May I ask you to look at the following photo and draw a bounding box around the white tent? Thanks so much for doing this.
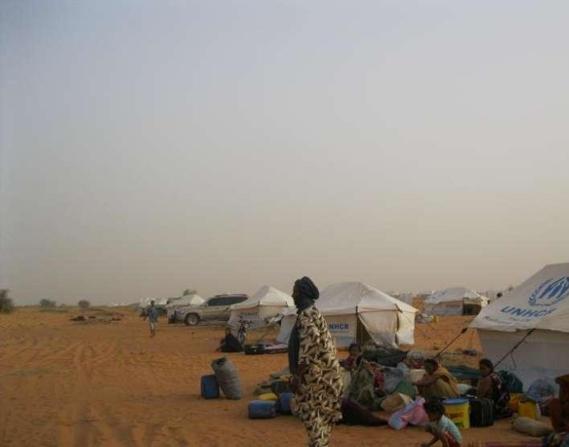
[165,294,205,309]
[276,282,418,348]
[471,263,569,387]
[228,286,295,330]
[139,296,169,308]
[425,287,489,316]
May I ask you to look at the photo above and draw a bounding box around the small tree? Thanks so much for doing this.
[40,299,56,308]
[78,300,91,309]
[183,289,197,296]
[0,289,14,314]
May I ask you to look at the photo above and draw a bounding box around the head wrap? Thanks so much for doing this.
[293,276,319,312]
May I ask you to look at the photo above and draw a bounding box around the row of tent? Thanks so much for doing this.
[228,283,491,346]
[229,282,418,348]
[230,263,569,388]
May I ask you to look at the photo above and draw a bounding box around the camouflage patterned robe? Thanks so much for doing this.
[293,306,343,447]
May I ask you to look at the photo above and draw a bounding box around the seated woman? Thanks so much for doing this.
[477,358,511,418]
[550,374,569,433]
[340,343,362,372]
[415,359,460,400]
[217,327,243,353]
[348,359,385,410]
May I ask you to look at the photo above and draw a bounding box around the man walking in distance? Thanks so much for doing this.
[144,300,159,337]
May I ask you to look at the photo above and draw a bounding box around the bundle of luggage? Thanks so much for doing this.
[200,357,242,400]
[248,370,295,419]
[361,347,408,367]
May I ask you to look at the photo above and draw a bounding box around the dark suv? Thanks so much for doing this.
[175,294,248,326]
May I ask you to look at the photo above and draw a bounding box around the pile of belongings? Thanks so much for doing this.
[254,367,292,397]
[361,346,408,367]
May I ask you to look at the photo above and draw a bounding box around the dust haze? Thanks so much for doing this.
[1,1,568,304]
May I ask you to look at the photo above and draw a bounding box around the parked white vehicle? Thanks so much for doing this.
[166,294,205,323]
[174,294,248,326]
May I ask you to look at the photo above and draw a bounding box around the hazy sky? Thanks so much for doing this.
[1,0,568,305]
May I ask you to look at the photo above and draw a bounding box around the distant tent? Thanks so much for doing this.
[425,287,489,316]
[396,293,415,305]
[471,263,569,387]
[139,297,169,308]
[165,294,205,309]
[228,286,294,330]
[276,282,418,348]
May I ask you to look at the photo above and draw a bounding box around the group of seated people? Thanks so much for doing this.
[340,343,569,446]
[340,344,511,418]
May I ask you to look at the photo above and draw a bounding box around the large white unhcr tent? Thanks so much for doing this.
[277,282,418,348]
[471,263,569,387]
[425,287,489,316]
[228,285,295,330]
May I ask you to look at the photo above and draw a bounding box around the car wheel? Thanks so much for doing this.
[185,313,199,326]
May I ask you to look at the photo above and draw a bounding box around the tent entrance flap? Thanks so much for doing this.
[358,310,399,348]
[356,312,372,347]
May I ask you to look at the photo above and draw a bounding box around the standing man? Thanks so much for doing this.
[144,300,159,337]
[288,276,343,447]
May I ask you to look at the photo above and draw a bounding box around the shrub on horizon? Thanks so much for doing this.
[0,289,14,314]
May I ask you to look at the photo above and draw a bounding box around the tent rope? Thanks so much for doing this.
[494,328,535,369]
[434,327,469,359]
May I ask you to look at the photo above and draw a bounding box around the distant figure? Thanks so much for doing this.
[217,327,243,353]
[550,374,569,433]
[288,276,343,447]
[144,300,159,337]
[476,358,511,418]
[415,359,459,400]
[422,399,462,447]
[340,343,362,372]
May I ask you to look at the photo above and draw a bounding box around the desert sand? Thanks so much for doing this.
[0,307,540,446]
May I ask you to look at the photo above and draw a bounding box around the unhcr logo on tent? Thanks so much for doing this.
[328,323,350,332]
[528,277,569,307]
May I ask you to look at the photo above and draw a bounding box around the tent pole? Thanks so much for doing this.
[355,305,360,345]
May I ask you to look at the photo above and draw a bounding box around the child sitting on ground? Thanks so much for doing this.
[422,400,462,447]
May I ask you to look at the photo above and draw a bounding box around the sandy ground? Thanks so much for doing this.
[0,307,543,447]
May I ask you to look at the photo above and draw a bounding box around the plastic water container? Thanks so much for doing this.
[518,400,540,420]
[201,374,220,399]
[443,398,470,429]
[278,392,294,414]
[248,400,277,419]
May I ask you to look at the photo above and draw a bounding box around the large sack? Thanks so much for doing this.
[211,357,242,400]
[388,397,428,430]
[381,393,412,414]
[512,416,552,437]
